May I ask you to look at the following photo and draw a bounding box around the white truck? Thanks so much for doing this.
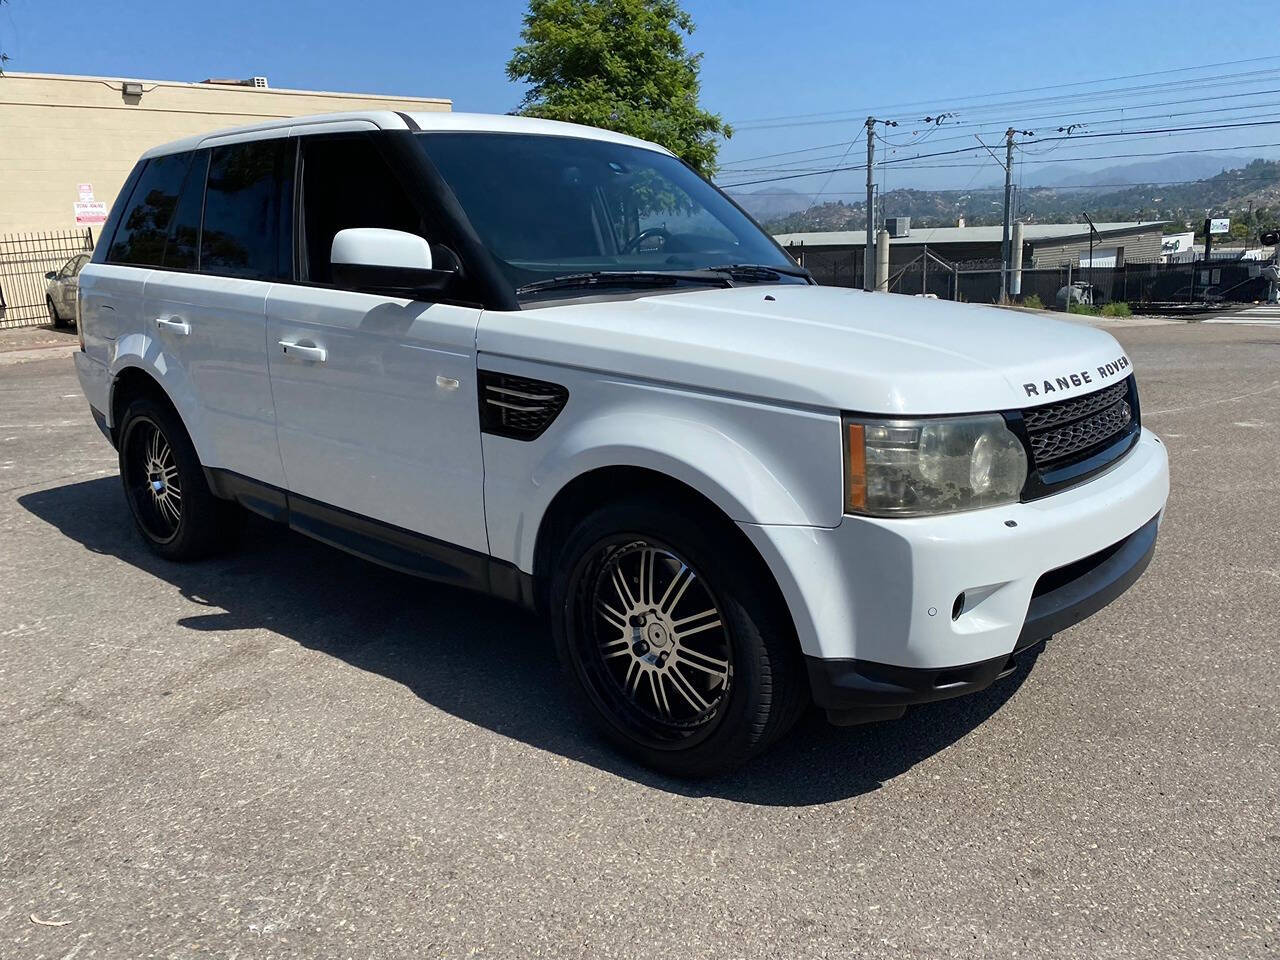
[73,111,1169,776]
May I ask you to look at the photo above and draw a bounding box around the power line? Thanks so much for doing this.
[737,66,1280,135]
[871,88,1280,142]
[721,87,1280,168]
[867,141,1280,172]
[718,143,993,187]
[718,139,859,167]
[798,130,864,223]
[1028,116,1280,145]
[726,54,1280,125]
[733,66,1280,131]
[731,108,1280,172]
[728,173,1280,198]
[717,120,1280,188]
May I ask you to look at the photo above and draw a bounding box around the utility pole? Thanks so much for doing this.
[865,116,876,292]
[1000,127,1014,302]
[1082,211,1100,300]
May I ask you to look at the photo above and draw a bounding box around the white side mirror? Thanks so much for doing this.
[329,228,456,296]
[331,227,433,271]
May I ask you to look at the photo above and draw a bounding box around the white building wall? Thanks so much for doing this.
[0,72,451,236]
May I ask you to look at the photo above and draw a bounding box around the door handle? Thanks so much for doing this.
[154,316,190,335]
[278,340,327,362]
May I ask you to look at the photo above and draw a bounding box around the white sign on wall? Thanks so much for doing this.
[74,201,107,225]
[1209,218,1231,235]
[77,183,95,201]
[1161,232,1195,254]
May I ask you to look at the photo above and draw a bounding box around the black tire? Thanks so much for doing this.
[117,394,238,561]
[549,497,808,777]
[47,297,66,328]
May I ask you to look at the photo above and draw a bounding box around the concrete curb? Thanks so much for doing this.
[0,344,78,365]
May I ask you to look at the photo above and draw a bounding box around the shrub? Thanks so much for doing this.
[1067,302,1100,315]
[1022,293,1045,309]
[1101,301,1132,317]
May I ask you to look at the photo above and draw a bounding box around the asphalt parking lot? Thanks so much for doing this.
[2,321,1277,959]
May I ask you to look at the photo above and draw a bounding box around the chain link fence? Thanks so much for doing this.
[789,244,1272,309]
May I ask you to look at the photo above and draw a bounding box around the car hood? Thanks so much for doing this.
[478,284,1133,414]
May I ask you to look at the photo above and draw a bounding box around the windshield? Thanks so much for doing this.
[416,132,801,297]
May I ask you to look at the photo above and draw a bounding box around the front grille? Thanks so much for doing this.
[1020,375,1138,473]
[477,371,569,441]
[1029,398,1132,464]
[1023,380,1128,432]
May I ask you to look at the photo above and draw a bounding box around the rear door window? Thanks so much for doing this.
[107,152,192,266]
[162,150,210,271]
[199,139,293,280]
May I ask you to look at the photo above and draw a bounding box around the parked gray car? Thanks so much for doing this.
[45,253,90,327]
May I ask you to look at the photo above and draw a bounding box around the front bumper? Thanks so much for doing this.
[739,427,1169,672]
[805,512,1159,722]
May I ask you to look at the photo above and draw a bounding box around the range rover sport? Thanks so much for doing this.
[73,111,1170,776]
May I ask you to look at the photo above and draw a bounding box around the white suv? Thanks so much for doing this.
[73,111,1169,776]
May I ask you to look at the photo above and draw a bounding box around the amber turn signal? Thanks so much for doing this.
[844,421,867,512]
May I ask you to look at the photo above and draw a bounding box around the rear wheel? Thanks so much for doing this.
[47,296,66,328]
[118,395,237,560]
[550,498,807,777]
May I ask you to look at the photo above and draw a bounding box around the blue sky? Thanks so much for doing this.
[5,0,1279,195]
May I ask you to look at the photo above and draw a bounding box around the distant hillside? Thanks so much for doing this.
[757,158,1280,239]
[730,187,810,222]
[1057,159,1280,216]
[1039,153,1257,190]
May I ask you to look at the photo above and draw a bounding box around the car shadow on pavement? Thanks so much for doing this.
[19,476,1037,808]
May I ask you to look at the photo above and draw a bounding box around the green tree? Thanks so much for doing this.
[506,0,730,176]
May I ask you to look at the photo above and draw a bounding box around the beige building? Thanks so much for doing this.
[0,71,451,236]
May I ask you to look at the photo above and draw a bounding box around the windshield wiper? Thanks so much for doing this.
[516,270,734,296]
[707,263,813,282]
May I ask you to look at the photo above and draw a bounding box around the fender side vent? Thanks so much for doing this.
[478,371,569,441]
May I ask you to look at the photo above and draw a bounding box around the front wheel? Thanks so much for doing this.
[118,395,237,560]
[549,499,807,777]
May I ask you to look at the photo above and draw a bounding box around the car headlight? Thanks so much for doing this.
[843,413,1027,516]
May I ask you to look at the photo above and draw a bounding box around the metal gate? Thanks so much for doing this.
[887,247,959,299]
[786,246,865,290]
[0,229,95,329]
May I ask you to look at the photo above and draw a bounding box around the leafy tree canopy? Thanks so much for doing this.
[506,0,730,176]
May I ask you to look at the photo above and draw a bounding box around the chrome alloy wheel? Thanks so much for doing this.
[582,541,733,741]
[124,418,182,542]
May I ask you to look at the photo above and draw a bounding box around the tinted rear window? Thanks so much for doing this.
[200,139,291,280]
[162,151,209,271]
[107,152,192,266]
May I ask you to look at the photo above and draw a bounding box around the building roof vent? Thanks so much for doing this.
[201,76,269,88]
[885,216,911,238]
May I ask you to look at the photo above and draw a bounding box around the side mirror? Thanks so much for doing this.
[45,271,57,280]
[330,228,457,297]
